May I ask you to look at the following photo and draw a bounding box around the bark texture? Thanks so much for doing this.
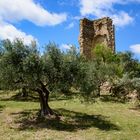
[36,82,55,117]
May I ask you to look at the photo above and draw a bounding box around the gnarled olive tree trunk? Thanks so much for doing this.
[36,82,55,117]
[22,87,28,97]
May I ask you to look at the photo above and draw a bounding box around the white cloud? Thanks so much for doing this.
[66,22,74,29]
[79,0,139,27]
[0,0,67,45]
[73,16,82,20]
[130,44,140,54]
[0,21,36,45]
[0,0,67,26]
[112,12,133,27]
[60,44,72,51]
[58,0,78,7]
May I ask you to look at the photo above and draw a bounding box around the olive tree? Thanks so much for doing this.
[0,40,81,117]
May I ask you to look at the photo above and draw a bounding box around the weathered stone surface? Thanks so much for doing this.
[79,17,115,58]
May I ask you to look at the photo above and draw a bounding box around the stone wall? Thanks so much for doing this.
[79,17,115,58]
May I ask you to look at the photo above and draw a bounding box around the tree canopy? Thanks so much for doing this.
[0,39,140,117]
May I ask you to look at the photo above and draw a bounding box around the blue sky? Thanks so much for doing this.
[0,0,140,59]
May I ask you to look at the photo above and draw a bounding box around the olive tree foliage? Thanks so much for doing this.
[78,44,140,100]
[0,39,31,90]
[42,43,81,93]
[117,51,140,77]
[0,39,81,116]
[110,52,140,99]
[0,40,53,116]
[78,45,120,98]
[0,39,140,115]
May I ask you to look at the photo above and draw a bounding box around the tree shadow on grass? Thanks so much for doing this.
[0,92,74,103]
[0,105,5,113]
[100,95,126,103]
[129,104,140,112]
[0,92,39,102]
[11,108,120,132]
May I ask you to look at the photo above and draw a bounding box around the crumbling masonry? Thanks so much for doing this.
[79,17,115,58]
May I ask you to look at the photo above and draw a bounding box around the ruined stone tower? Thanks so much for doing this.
[79,17,115,58]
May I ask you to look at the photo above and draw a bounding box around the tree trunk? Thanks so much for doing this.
[22,87,28,97]
[36,83,54,117]
[97,85,101,97]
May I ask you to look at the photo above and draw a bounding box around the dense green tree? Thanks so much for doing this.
[109,51,140,99]
[0,39,53,116]
[0,40,81,117]
[79,44,140,100]
[79,45,120,97]
[0,40,140,117]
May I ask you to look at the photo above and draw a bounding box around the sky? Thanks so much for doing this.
[0,0,140,59]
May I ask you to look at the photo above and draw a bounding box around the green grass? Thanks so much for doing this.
[0,91,140,140]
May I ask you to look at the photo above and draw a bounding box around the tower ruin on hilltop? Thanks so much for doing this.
[79,17,115,58]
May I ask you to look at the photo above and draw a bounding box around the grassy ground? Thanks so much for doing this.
[0,91,140,140]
